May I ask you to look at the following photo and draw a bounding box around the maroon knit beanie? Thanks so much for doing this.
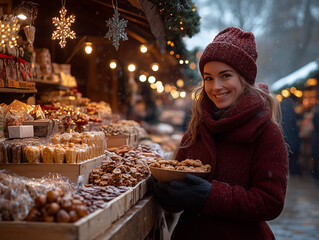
[199,26,258,84]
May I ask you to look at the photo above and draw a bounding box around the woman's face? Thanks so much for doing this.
[203,61,244,109]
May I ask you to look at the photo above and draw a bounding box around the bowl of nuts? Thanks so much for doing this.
[149,159,211,182]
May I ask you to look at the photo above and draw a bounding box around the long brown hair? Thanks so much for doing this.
[183,77,282,147]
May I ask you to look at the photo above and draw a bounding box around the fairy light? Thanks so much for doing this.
[176,79,184,87]
[0,15,20,49]
[128,64,136,72]
[180,91,186,98]
[276,94,283,102]
[281,89,290,98]
[109,61,117,69]
[84,42,93,54]
[148,76,156,83]
[140,44,147,53]
[139,74,147,82]
[151,63,159,72]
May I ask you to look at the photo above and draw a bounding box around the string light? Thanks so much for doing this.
[276,94,283,102]
[148,76,156,83]
[84,42,93,54]
[139,74,147,82]
[109,60,117,69]
[0,15,20,49]
[176,79,184,87]
[151,63,159,71]
[281,89,290,98]
[180,91,186,98]
[140,44,147,53]
[128,64,136,72]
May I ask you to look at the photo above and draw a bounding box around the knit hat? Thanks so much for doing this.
[199,26,258,84]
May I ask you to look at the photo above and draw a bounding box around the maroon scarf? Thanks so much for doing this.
[176,91,272,181]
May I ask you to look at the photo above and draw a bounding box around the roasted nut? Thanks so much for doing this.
[72,199,83,206]
[57,209,70,223]
[69,210,79,223]
[60,198,73,211]
[44,215,55,222]
[26,208,41,221]
[55,187,63,197]
[46,202,60,215]
[75,205,88,218]
[47,190,59,203]
[35,194,47,208]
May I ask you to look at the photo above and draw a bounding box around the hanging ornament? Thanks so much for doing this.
[52,0,76,48]
[104,1,128,51]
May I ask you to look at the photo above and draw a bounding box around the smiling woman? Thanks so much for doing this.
[203,62,244,110]
[151,26,289,240]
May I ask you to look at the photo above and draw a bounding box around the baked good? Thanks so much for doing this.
[51,134,61,144]
[11,144,22,163]
[65,148,77,164]
[24,146,41,163]
[43,146,54,163]
[54,147,65,164]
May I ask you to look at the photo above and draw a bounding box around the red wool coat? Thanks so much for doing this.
[172,92,288,240]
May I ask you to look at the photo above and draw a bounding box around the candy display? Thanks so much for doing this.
[89,149,150,187]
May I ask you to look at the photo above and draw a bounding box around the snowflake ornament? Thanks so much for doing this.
[52,6,76,48]
[104,3,128,51]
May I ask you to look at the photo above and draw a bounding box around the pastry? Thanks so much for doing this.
[54,147,65,164]
[43,146,54,163]
[24,146,41,163]
[65,148,77,164]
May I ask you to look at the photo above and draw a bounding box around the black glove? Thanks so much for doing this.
[151,177,184,212]
[152,174,212,211]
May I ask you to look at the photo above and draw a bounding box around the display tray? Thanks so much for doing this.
[106,134,129,149]
[0,155,106,184]
[0,178,149,240]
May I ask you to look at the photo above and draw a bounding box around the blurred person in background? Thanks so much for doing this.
[280,98,302,176]
[152,26,288,240]
[311,102,319,184]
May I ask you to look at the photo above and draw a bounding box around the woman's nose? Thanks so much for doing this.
[213,79,222,90]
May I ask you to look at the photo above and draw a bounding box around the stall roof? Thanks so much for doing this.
[270,58,319,92]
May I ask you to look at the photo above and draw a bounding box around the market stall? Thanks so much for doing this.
[270,57,319,172]
[0,0,201,239]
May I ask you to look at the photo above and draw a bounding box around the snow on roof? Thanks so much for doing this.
[270,60,319,92]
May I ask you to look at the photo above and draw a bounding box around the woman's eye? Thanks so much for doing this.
[204,76,213,81]
[222,74,231,79]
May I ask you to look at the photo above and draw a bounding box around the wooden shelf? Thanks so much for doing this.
[0,87,37,94]
[34,79,72,91]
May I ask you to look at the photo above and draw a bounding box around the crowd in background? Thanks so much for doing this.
[280,97,319,185]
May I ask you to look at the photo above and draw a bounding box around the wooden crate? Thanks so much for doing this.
[106,134,129,149]
[0,178,149,240]
[0,155,106,184]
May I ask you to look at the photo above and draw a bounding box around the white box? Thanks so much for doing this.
[8,125,34,138]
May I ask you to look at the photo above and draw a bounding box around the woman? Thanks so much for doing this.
[153,26,288,239]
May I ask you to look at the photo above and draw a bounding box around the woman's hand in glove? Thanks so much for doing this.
[152,173,212,211]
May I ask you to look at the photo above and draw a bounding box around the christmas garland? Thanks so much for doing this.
[149,0,200,40]
[149,0,200,78]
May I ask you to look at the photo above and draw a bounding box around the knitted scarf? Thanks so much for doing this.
[176,91,272,181]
